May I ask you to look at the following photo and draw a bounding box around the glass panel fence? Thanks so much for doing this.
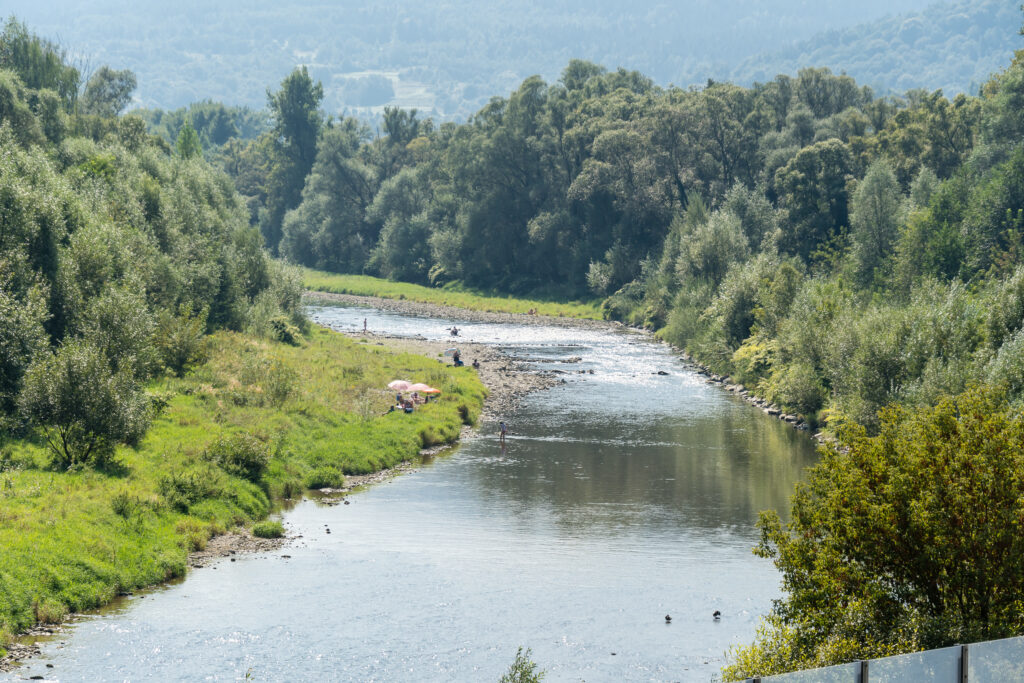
[968,635,1024,683]
[870,645,960,682]
[761,661,860,683]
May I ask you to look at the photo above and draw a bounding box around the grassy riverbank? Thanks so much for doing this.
[0,326,485,657]
[302,268,603,320]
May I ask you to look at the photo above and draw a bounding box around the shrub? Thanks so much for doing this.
[269,315,302,345]
[252,520,284,538]
[764,362,827,416]
[110,490,139,519]
[204,432,269,483]
[158,465,222,512]
[264,359,297,407]
[240,354,296,407]
[19,339,151,469]
[175,517,210,551]
[500,647,545,683]
[279,478,304,499]
[33,599,68,625]
[154,304,209,377]
[304,466,345,490]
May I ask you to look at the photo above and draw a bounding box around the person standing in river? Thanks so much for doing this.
[499,421,508,443]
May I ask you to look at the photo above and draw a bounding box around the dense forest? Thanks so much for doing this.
[7,0,1015,120]
[0,18,304,458]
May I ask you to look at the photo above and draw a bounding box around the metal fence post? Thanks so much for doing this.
[859,659,869,683]
[960,644,969,683]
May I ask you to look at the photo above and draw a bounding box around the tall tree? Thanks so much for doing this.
[175,119,202,159]
[80,65,136,118]
[260,66,324,254]
[850,159,901,284]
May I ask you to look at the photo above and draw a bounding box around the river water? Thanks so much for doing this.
[7,305,818,682]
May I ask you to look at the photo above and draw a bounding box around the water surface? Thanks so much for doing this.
[8,305,818,682]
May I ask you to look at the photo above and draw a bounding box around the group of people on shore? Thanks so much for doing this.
[388,391,430,414]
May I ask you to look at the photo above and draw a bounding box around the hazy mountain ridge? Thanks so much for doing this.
[7,0,938,116]
[732,0,1021,96]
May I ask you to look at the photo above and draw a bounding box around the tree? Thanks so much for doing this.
[850,159,901,284]
[773,139,854,263]
[0,278,48,425]
[260,67,324,253]
[80,65,136,118]
[175,118,202,159]
[0,18,79,110]
[725,386,1024,679]
[279,120,375,271]
[19,339,150,468]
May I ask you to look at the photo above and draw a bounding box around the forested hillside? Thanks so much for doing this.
[732,0,1020,96]
[4,0,958,118]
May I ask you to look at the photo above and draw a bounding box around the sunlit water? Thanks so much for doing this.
[7,305,818,682]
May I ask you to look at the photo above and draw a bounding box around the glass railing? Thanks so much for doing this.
[761,661,860,682]
[744,635,1024,682]
[967,636,1024,682]
[870,645,961,682]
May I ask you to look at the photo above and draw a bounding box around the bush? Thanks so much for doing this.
[175,517,210,551]
[19,339,151,469]
[158,465,222,512]
[240,354,297,407]
[252,520,284,538]
[304,466,345,490]
[500,647,545,683]
[110,490,139,519]
[764,362,826,416]
[269,315,302,346]
[154,304,209,377]
[204,432,269,483]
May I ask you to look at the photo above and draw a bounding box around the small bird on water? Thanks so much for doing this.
[665,614,672,623]
[713,610,721,620]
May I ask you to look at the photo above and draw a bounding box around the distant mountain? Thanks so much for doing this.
[732,0,1021,96]
[5,0,938,117]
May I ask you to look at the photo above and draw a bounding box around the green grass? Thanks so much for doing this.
[0,326,486,654]
[252,520,284,538]
[301,267,603,320]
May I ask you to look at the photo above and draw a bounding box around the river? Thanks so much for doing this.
[6,304,818,682]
